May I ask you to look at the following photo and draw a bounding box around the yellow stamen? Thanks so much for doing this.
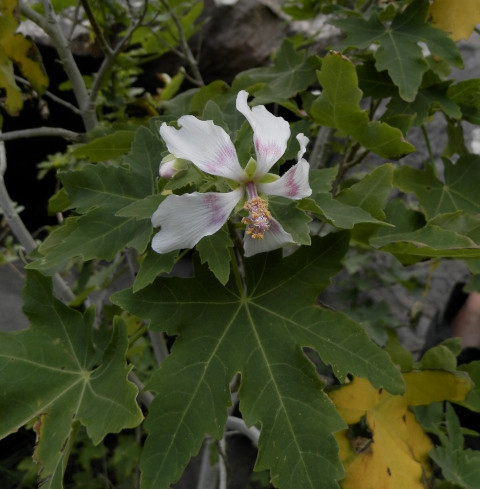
[242,197,272,239]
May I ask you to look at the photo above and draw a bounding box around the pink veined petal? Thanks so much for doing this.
[243,217,294,257]
[159,117,245,181]
[151,188,244,254]
[236,90,290,177]
[256,160,312,200]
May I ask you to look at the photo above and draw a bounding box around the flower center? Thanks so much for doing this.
[242,197,272,240]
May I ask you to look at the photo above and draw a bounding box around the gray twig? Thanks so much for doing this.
[149,331,170,364]
[19,0,97,132]
[87,0,148,108]
[128,371,154,407]
[0,140,75,303]
[0,127,81,142]
[218,437,227,489]
[80,0,113,57]
[197,438,218,489]
[159,0,204,86]
[310,126,334,169]
[14,75,83,116]
[225,416,260,446]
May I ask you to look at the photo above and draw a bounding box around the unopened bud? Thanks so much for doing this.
[159,154,191,180]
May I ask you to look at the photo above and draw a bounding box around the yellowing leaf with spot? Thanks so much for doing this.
[0,0,49,114]
[429,0,480,42]
[328,371,473,489]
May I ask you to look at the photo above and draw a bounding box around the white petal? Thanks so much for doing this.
[236,90,290,176]
[256,160,312,200]
[296,133,309,161]
[159,117,245,181]
[243,217,294,257]
[151,188,243,254]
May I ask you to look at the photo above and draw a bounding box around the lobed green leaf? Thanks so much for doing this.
[112,232,404,489]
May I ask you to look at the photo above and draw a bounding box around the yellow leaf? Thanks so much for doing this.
[0,44,22,115]
[0,0,49,115]
[329,371,473,489]
[429,0,480,42]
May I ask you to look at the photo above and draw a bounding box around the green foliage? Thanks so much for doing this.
[332,0,463,102]
[430,403,480,489]
[394,156,480,219]
[233,39,322,113]
[196,227,233,285]
[72,131,136,162]
[112,233,404,489]
[2,0,480,487]
[0,270,143,486]
[310,53,416,159]
[28,127,163,272]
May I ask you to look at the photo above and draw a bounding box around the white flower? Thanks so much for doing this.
[151,90,312,257]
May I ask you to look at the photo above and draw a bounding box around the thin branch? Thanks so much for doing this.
[0,139,75,303]
[197,439,218,489]
[19,0,97,131]
[80,0,113,57]
[67,1,82,42]
[87,0,148,107]
[225,416,260,446]
[148,331,170,364]
[128,371,154,407]
[309,127,334,169]
[0,146,38,253]
[0,127,81,142]
[159,0,204,86]
[14,75,83,116]
[218,437,227,489]
[151,29,186,59]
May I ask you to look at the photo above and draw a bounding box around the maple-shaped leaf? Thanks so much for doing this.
[332,0,463,102]
[447,79,480,125]
[357,58,461,127]
[368,200,480,264]
[430,403,480,489]
[28,127,163,273]
[299,166,394,231]
[329,371,472,489]
[72,131,136,162]
[0,270,143,488]
[385,81,462,127]
[394,155,480,219]
[0,0,49,115]
[429,0,480,42]
[112,232,404,489]
[232,39,322,113]
[310,52,415,159]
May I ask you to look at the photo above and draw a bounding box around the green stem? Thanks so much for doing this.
[229,247,245,297]
[421,125,436,175]
[128,323,149,347]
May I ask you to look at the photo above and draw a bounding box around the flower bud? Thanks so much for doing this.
[159,154,191,180]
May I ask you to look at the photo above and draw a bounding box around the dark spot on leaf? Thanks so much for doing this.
[387,467,392,476]
[72,412,76,420]
[426,186,431,190]
[61,366,65,370]
[378,388,383,394]
[403,414,406,423]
